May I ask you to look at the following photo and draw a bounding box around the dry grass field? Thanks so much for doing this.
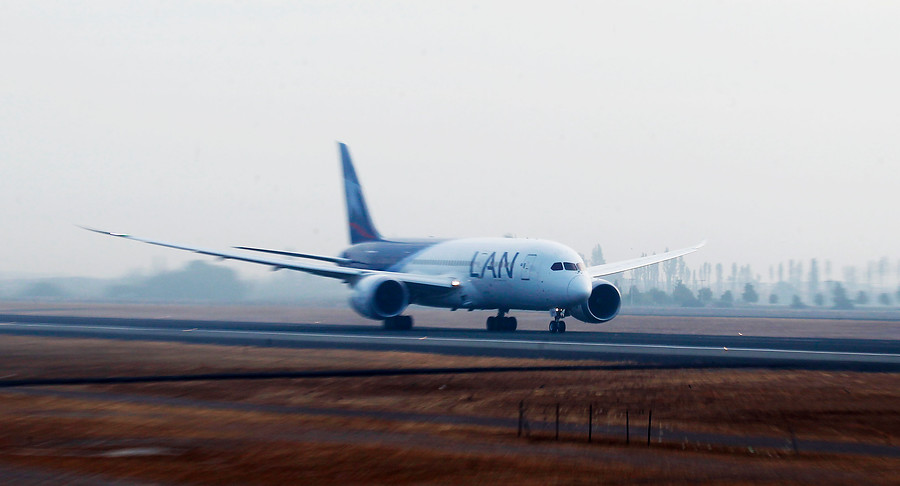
[0,334,897,485]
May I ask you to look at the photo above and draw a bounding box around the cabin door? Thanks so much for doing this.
[520,254,538,280]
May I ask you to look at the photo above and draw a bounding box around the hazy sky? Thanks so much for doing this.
[2,1,899,279]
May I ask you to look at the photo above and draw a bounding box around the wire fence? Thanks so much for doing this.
[512,400,851,455]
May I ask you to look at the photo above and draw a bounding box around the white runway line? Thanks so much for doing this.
[2,322,899,361]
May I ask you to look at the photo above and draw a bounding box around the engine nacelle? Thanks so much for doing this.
[349,275,410,320]
[569,279,621,323]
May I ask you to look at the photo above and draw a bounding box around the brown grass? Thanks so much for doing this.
[0,335,897,484]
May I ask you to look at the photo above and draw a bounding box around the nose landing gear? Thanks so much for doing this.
[486,309,517,332]
[549,308,567,333]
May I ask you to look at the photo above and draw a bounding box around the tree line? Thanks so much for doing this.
[589,244,900,309]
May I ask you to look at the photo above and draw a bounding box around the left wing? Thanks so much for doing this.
[233,246,352,265]
[79,227,458,290]
[588,241,706,278]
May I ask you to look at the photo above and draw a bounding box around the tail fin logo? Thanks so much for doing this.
[345,178,378,240]
[340,143,383,244]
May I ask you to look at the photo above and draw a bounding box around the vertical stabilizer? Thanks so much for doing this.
[339,143,383,244]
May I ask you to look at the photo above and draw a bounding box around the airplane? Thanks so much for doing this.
[83,143,704,333]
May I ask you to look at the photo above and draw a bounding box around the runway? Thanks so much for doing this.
[1,314,898,370]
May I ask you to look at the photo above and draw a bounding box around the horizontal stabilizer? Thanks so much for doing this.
[234,246,351,265]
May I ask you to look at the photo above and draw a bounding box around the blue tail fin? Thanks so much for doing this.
[339,143,383,244]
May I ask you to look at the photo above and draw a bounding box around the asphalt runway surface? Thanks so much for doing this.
[1,314,898,371]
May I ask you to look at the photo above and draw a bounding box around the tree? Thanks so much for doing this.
[627,286,642,305]
[741,283,759,304]
[790,295,806,309]
[856,291,869,306]
[878,293,892,306]
[698,287,713,304]
[663,253,678,293]
[878,257,889,288]
[106,260,247,302]
[768,293,779,305]
[715,263,724,293]
[17,281,66,299]
[814,293,825,306]
[718,290,734,307]
[808,259,819,300]
[590,244,605,266]
[647,288,669,305]
[832,283,854,310]
[673,281,701,307]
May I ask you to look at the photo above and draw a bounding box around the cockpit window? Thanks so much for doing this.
[553,262,584,271]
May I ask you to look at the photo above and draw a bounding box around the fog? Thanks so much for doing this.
[2,1,899,283]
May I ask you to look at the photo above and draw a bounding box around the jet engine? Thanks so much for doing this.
[569,279,621,323]
[349,275,410,319]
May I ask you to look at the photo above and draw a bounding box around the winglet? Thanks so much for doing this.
[77,225,130,238]
[339,143,383,244]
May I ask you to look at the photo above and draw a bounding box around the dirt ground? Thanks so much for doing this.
[0,335,897,485]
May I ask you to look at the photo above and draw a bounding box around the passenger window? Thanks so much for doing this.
[551,262,564,271]
[563,262,577,271]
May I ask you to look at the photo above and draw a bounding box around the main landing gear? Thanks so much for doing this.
[549,308,567,333]
[486,310,517,332]
[384,315,413,331]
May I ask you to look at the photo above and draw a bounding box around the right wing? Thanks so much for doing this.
[80,227,458,290]
[588,241,706,278]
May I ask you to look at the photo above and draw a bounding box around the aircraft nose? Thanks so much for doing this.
[567,274,592,304]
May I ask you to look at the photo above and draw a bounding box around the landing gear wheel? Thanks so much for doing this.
[549,308,566,334]
[487,316,518,332]
[384,315,413,331]
[488,311,517,332]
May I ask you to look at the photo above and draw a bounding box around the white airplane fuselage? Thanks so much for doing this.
[340,237,592,312]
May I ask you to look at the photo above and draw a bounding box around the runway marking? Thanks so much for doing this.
[2,322,899,360]
[237,331,900,359]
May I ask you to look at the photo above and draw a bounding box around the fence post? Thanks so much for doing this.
[555,403,560,440]
[588,403,593,443]
[782,412,799,454]
[788,423,799,454]
[647,409,652,447]
[626,409,630,445]
[518,400,524,438]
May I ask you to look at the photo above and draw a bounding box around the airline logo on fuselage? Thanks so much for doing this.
[470,251,519,278]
